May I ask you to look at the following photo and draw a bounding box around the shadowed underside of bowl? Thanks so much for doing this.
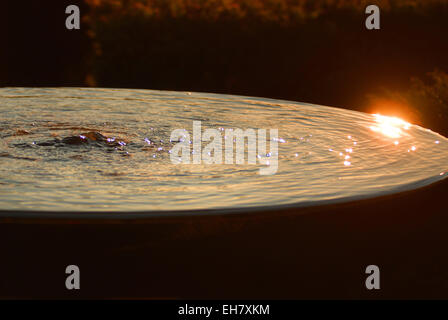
[1,178,447,299]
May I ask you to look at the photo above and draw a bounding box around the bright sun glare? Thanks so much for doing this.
[369,114,411,139]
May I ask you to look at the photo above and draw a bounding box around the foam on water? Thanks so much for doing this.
[0,87,447,213]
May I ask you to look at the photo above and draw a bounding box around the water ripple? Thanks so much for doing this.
[0,87,447,212]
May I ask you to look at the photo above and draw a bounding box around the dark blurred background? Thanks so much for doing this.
[4,0,448,135]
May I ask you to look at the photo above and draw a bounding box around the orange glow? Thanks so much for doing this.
[367,97,420,125]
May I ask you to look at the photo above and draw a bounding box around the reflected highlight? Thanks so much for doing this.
[370,114,411,139]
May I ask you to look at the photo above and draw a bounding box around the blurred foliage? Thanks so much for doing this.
[81,0,448,135]
[84,0,448,22]
[411,70,448,134]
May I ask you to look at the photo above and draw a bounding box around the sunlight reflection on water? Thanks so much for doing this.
[0,87,447,213]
